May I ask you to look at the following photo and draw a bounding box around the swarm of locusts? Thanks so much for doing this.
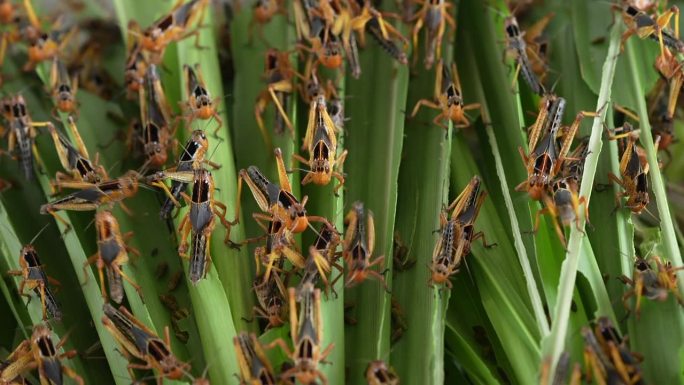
[0,0,683,383]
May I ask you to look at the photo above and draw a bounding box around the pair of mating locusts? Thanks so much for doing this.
[430,176,492,288]
[516,94,599,246]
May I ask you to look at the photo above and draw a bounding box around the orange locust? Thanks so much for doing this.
[410,59,482,129]
[233,332,278,385]
[48,56,78,117]
[102,304,190,384]
[83,210,143,304]
[149,168,235,284]
[137,0,208,63]
[181,63,223,135]
[45,119,108,192]
[366,360,399,385]
[29,324,83,385]
[7,244,62,321]
[343,201,388,290]
[249,0,286,45]
[606,120,650,214]
[648,78,677,158]
[294,95,348,194]
[236,147,323,234]
[20,0,75,71]
[409,0,455,69]
[266,283,333,385]
[430,175,490,288]
[618,255,684,318]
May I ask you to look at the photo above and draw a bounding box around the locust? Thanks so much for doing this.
[7,244,62,321]
[233,332,278,385]
[606,120,650,214]
[410,59,482,129]
[102,304,190,384]
[181,64,223,135]
[236,147,324,234]
[430,175,490,288]
[409,0,455,69]
[619,255,684,318]
[29,324,83,385]
[266,284,333,385]
[150,168,235,284]
[343,201,388,289]
[503,15,545,95]
[365,360,399,385]
[45,119,108,193]
[158,129,220,220]
[48,56,78,117]
[294,95,348,194]
[83,210,143,304]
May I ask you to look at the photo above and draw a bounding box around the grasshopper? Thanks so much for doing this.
[254,49,298,146]
[266,284,333,385]
[298,221,343,297]
[40,171,140,230]
[606,120,650,214]
[45,119,108,193]
[102,304,190,384]
[7,244,62,321]
[83,210,143,304]
[48,56,78,117]
[159,129,220,220]
[0,339,33,385]
[531,139,590,248]
[409,0,455,69]
[619,255,684,318]
[137,0,208,63]
[138,64,177,170]
[233,332,278,385]
[583,317,644,385]
[365,360,399,385]
[620,3,684,53]
[516,95,599,201]
[294,95,348,193]
[430,176,490,288]
[249,0,286,45]
[250,272,288,329]
[20,0,75,72]
[539,352,581,385]
[125,20,147,99]
[181,64,223,135]
[150,168,235,284]
[343,201,388,289]
[254,219,304,283]
[236,148,322,234]
[410,59,482,129]
[648,79,677,157]
[30,324,83,385]
[1,94,48,180]
[503,15,545,95]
